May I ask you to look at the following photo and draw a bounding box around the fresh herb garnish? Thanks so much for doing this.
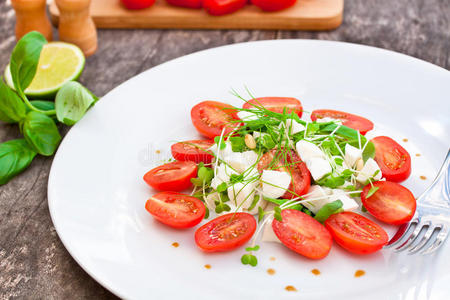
[314,200,343,223]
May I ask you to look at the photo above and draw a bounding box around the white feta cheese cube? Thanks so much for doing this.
[315,117,342,124]
[261,170,292,199]
[224,151,258,173]
[356,158,382,184]
[301,185,333,214]
[329,189,359,212]
[209,141,233,159]
[306,157,332,181]
[296,140,326,161]
[237,110,258,121]
[261,216,281,243]
[283,119,306,135]
[227,181,257,210]
[210,163,238,189]
[344,144,362,168]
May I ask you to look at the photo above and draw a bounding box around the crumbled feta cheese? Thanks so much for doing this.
[301,185,333,214]
[261,216,281,243]
[261,170,291,199]
[329,189,359,212]
[296,140,326,161]
[356,158,382,184]
[211,163,238,189]
[237,110,258,121]
[227,180,257,210]
[306,157,332,181]
[316,117,342,124]
[344,144,362,168]
[283,119,306,135]
[224,151,258,173]
[209,141,233,158]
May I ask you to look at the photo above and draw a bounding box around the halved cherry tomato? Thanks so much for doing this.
[311,109,374,135]
[166,0,202,8]
[203,0,247,16]
[257,149,311,198]
[243,97,303,117]
[121,0,155,9]
[361,181,416,225]
[171,140,214,164]
[371,136,411,182]
[272,209,332,259]
[251,0,297,11]
[195,213,256,252]
[191,101,239,138]
[143,161,197,191]
[325,211,389,254]
[145,192,206,228]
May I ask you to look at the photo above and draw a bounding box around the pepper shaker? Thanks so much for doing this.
[55,0,97,57]
[11,0,53,41]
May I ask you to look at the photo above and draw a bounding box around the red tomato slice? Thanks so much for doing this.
[203,0,247,15]
[311,109,374,135]
[143,161,197,191]
[191,101,239,139]
[120,0,155,9]
[243,97,303,117]
[272,209,332,259]
[325,211,389,254]
[251,0,297,11]
[257,149,311,198]
[361,181,416,225]
[371,136,411,182]
[171,140,215,164]
[195,213,256,252]
[145,192,206,228]
[166,0,202,8]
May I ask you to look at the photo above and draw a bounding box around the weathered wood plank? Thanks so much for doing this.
[0,0,448,298]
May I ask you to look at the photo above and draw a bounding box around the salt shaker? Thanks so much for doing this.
[11,0,53,41]
[55,0,97,57]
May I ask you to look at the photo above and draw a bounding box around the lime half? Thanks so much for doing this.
[5,42,85,99]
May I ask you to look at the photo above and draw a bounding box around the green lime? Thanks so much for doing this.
[5,42,85,99]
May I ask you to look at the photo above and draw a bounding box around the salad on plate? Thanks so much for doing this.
[142,91,415,265]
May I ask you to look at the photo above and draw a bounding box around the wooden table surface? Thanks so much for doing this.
[1,0,449,299]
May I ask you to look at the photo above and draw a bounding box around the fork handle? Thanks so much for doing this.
[418,149,450,207]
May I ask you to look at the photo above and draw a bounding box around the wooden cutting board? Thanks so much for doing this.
[49,0,344,30]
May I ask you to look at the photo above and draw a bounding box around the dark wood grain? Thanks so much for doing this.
[0,0,449,299]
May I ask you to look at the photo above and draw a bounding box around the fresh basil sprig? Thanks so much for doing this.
[0,31,98,185]
[0,139,37,185]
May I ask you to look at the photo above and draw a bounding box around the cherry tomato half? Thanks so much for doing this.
[203,0,247,16]
[257,149,311,198]
[371,136,411,182]
[145,192,206,228]
[171,140,215,164]
[195,213,257,252]
[166,0,202,8]
[121,0,155,9]
[361,181,416,225]
[311,109,374,135]
[243,97,303,117]
[191,101,239,138]
[251,0,297,11]
[272,209,332,259]
[325,211,389,255]
[143,161,197,191]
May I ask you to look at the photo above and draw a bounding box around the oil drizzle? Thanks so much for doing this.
[311,269,321,276]
[155,150,161,154]
[267,268,275,275]
[270,256,276,261]
[403,138,408,142]
[354,270,366,277]
[416,153,421,157]
[420,175,427,180]
[172,242,179,248]
[285,285,297,292]
[204,264,211,269]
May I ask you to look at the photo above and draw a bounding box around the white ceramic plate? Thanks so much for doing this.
[48,40,450,300]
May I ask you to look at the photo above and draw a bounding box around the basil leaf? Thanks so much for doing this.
[29,100,55,112]
[55,82,97,126]
[314,200,343,223]
[21,111,61,156]
[362,141,376,162]
[10,31,47,97]
[229,136,246,152]
[0,139,37,185]
[0,78,26,123]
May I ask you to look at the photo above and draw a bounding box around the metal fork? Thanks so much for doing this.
[385,149,450,255]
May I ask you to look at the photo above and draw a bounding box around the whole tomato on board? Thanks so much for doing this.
[121,0,155,10]
[203,0,247,16]
[251,0,297,12]
[166,0,203,9]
